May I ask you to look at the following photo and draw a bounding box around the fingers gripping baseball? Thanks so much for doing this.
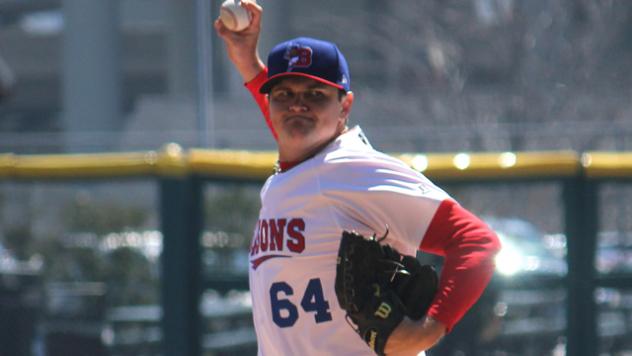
[215,0,261,35]
[214,0,264,82]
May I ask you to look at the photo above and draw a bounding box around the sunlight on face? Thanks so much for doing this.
[268,76,352,161]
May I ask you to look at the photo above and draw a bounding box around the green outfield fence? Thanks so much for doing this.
[1,145,632,356]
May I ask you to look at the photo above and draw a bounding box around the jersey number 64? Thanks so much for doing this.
[270,278,333,328]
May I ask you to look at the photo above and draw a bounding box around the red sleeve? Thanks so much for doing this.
[244,68,278,141]
[419,199,501,332]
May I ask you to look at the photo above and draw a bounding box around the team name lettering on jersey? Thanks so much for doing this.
[250,218,306,269]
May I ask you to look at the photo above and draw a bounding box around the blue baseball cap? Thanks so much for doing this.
[259,37,351,94]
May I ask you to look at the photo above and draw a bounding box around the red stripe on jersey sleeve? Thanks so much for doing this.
[244,68,278,141]
[419,199,501,332]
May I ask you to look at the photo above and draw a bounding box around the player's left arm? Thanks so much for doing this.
[385,199,500,354]
[384,316,446,355]
[385,199,500,353]
[418,199,501,332]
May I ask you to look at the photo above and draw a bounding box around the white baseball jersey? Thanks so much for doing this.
[249,126,450,355]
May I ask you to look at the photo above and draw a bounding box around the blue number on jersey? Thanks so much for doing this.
[269,278,332,328]
[270,281,299,327]
[301,278,332,323]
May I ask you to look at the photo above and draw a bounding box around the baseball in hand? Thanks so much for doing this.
[219,0,252,32]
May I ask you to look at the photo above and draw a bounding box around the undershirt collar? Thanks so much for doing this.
[277,160,301,172]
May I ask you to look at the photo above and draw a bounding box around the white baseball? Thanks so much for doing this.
[219,0,252,32]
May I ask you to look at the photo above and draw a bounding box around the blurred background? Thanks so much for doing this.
[1,0,632,355]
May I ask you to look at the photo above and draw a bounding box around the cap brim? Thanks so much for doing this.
[259,72,344,94]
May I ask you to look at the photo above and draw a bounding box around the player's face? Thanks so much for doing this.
[268,76,353,161]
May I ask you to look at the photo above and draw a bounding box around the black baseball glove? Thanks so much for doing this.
[335,229,438,355]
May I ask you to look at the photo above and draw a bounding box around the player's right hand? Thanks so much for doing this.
[214,0,265,82]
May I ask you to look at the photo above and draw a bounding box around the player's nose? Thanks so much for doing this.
[288,104,308,113]
[287,96,309,112]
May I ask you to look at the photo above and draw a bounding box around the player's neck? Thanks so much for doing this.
[277,126,349,170]
[277,137,336,169]
[277,145,321,170]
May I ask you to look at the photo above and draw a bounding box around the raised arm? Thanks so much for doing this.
[214,0,265,82]
[214,1,277,139]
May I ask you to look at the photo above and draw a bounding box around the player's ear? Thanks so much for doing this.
[340,91,354,118]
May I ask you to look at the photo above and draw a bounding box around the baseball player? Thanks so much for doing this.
[215,2,501,355]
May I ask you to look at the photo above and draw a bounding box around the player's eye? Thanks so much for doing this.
[304,90,326,101]
[271,90,292,101]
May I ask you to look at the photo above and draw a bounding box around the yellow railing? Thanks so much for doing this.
[581,152,632,178]
[0,144,630,180]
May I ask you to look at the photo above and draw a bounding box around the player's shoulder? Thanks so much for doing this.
[319,144,427,188]
[314,127,452,199]
[322,139,417,177]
